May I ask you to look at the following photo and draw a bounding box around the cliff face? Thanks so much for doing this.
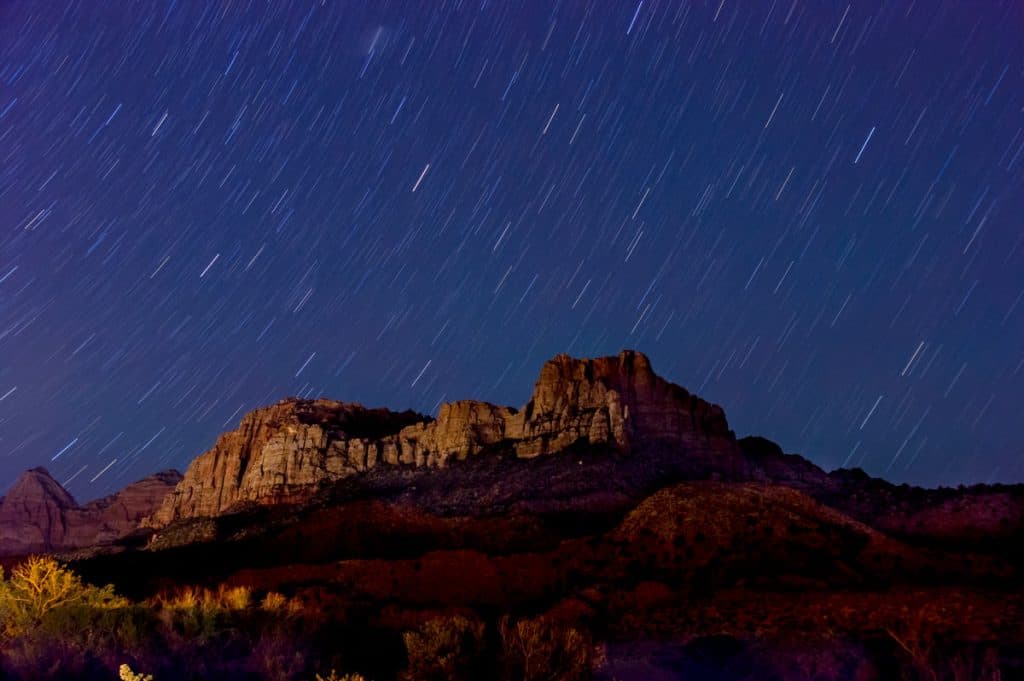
[150,350,747,526]
[510,351,737,460]
[145,401,428,525]
[0,468,76,555]
[0,469,181,555]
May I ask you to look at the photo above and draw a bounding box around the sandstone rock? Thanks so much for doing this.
[506,351,738,462]
[146,400,426,525]
[149,351,748,526]
[0,468,77,555]
[0,468,181,555]
[77,470,185,545]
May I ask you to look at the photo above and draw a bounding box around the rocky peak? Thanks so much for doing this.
[0,468,77,555]
[244,398,427,440]
[513,350,733,455]
[4,467,78,509]
[0,468,181,556]
[149,351,748,526]
[530,350,658,414]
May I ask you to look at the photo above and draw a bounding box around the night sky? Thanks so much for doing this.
[2,1,1022,500]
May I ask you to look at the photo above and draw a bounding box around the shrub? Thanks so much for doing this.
[0,556,126,638]
[219,585,252,610]
[260,591,304,615]
[499,615,592,681]
[315,672,366,681]
[261,591,288,611]
[402,614,486,681]
[39,601,159,652]
[119,663,154,681]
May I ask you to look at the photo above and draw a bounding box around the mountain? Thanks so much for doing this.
[148,350,749,527]
[1,350,1021,680]
[4,350,1020,557]
[0,468,181,555]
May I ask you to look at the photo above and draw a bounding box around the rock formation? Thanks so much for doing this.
[0,468,181,555]
[4,349,1020,564]
[149,350,748,526]
[0,468,77,555]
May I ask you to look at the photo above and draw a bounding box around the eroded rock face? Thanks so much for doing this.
[0,469,181,555]
[0,468,76,555]
[145,401,428,525]
[506,351,737,461]
[150,351,747,526]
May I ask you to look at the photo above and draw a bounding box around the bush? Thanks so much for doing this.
[314,672,366,681]
[402,614,486,681]
[159,584,252,612]
[499,615,592,681]
[0,556,126,638]
[119,663,154,681]
[261,591,304,615]
[261,591,289,611]
[220,585,252,611]
[39,601,159,652]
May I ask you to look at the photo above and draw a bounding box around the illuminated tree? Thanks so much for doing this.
[0,555,125,637]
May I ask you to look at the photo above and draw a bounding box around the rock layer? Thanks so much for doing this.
[0,469,181,555]
[150,350,747,525]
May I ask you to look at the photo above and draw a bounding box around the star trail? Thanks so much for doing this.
[1,1,1022,499]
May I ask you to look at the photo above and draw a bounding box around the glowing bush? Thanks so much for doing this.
[119,663,154,681]
[0,556,125,638]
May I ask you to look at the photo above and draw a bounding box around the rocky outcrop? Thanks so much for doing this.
[0,468,77,555]
[78,470,185,545]
[150,350,748,526]
[0,469,181,555]
[143,401,426,525]
[507,351,738,460]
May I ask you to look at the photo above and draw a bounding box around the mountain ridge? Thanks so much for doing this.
[1,350,1021,558]
[146,350,748,527]
[0,468,181,555]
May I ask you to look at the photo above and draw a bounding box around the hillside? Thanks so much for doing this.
[0,351,1021,680]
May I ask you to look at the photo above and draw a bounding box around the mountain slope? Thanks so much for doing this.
[0,468,181,555]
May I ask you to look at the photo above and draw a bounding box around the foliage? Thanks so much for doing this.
[499,615,592,681]
[402,614,486,681]
[261,591,288,611]
[884,603,1003,681]
[314,672,366,681]
[158,584,255,612]
[0,556,126,638]
[0,558,327,680]
[119,663,154,681]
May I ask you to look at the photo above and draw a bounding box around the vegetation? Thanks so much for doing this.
[0,556,126,638]
[0,557,322,680]
[0,556,1017,680]
[498,614,592,681]
[883,603,1004,681]
[118,664,153,681]
[313,673,366,681]
[402,614,486,681]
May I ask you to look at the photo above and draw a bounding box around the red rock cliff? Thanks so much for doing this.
[0,468,181,555]
[148,351,745,526]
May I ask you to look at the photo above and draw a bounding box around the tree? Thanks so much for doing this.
[0,555,126,637]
